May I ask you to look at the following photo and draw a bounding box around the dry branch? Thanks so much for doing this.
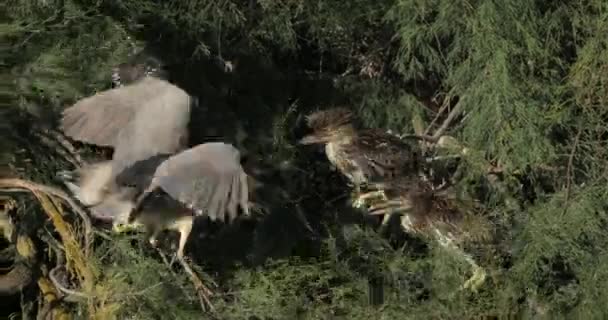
[179,257,216,312]
[405,95,466,144]
[423,94,453,136]
[0,178,92,256]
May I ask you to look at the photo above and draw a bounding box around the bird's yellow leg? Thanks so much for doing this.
[112,222,143,233]
[169,218,194,267]
[455,247,486,292]
[176,221,193,260]
[433,228,487,293]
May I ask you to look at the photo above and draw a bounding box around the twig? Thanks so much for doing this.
[562,126,583,216]
[36,127,84,166]
[156,245,216,312]
[403,96,466,143]
[423,95,452,136]
[50,263,165,302]
[0,178,92,257]
[178,256,216,313]
[154,247,197,303]
[432,101,464,140]
[32,131,82,168]
[124,282,164,297]
[49,265,90,302]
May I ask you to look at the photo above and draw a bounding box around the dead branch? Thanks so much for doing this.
[49,265,90,302]
[153,246,217,313]
[178,256,216,313]
[432,99,463,139]
[404,95,466,143]
[0,178,92,256]
[32,130,83,168]
[423,94,452,136]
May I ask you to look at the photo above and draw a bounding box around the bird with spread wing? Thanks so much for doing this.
[58,54,250,264]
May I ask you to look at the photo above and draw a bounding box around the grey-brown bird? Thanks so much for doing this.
[360,176,492,291]
[59,56,250,261]
[298,107,421,210]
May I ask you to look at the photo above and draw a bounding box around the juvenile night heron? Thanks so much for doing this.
[360,176,492,291]
[58,55,250,261]
[298,107,421,223]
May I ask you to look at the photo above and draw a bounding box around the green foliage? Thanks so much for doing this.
[4,0,135,113]
[89,237,203,319]
[5,0,608,319]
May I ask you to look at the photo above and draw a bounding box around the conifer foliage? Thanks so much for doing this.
[3,0,608,318]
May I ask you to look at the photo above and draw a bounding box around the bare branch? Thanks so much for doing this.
[423,95,452,136]
[49,265,90,302]
[403,95,466,144]
[431,99,464,141]
[178,256,216,313]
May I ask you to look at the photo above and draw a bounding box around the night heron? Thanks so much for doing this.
[359,176,492,291]
[298,107,421,223]
[58,56,250,261]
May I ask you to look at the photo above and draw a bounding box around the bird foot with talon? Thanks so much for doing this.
[112,222,141,234]
[352,190,388,209]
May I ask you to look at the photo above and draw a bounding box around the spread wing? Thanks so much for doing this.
[60,77,186,147]
[349,129,420,182]
[108,78,192,181]
[113,154,172,190]
[150,142,250,222]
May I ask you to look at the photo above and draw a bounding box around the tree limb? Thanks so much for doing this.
[404,95,466,143]
[423,94,452,136]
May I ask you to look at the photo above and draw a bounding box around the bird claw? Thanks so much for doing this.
[112,223,140,233]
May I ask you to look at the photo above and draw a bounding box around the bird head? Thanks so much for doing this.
[298,107,356,145]
[111,51,168,87]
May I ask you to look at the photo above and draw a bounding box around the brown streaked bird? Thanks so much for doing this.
[58,54,250,262]
[359,176,492,292]
[298,107,421,202]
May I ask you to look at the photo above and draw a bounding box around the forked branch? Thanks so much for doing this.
[406,99,465,143]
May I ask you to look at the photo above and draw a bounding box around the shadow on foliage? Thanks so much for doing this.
[81,6,399,283]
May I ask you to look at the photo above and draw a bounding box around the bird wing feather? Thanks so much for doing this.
[151,142,250,222]
[60,77,180,147]
[110,78,191,180]
[345,129,419,182]
[377,178,490,242]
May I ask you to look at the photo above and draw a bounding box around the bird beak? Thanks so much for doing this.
[298,134,324,145]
